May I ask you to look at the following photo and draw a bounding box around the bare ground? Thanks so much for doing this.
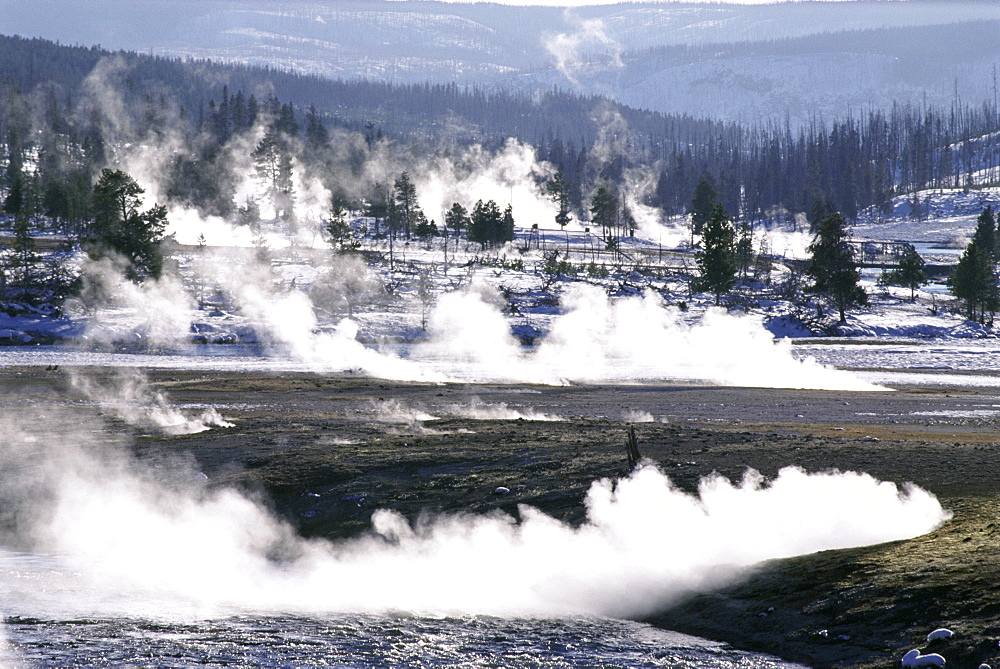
[5,365,1000,668]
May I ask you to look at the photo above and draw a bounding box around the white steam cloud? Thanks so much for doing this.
[445,397,563,421]
[69,369,233,435]
[67,256,197,348]
[371,398,439,424]
[63,56,873,394]
[417,283,883,390]
[545,14,624,86]
[0,420,948,621]
[417,139,557,229]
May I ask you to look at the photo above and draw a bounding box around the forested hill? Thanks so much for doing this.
[4,33,1000,230]
[0,34,732,150]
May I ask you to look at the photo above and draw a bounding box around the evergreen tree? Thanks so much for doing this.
[304,104,329,147]
[324,203,358,254]
[735,220,754,278]
[879,244,927,301]
[621,202,637,238]
[807,211,867,323]
[468,199,505,249]
[363,183,389,238]
[87,169,168,281]
[6,213,42,300]
[950,241,998,323]
[589,184,618,243]
[694,203,737,305]
[972,206,998,260]
[392,172,420,239]
[253,130,294,219]
[689,177,718,239]
[501,204,515,244]
[414,212,438,240]
[545,170,573,229]
[444,202,469,239]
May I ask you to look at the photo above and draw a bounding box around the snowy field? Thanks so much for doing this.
[2,183,1000,392]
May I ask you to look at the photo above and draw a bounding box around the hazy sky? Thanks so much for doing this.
[424,0,861,5]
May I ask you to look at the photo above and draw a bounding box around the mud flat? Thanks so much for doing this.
[5,366,1000,668]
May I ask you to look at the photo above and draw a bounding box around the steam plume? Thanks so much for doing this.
[417,283,883,391]
[0,411,948,621]
[68,368,233,435]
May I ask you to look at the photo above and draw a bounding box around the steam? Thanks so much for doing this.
[445,397,563,421]
[545,14,624,86]
[0,415,948,621]
[417,139,557,228]
[371,398,439,424]
[67,256,197,348]
[417,283,883,391]
[61,55,879,393]
[68,368,233,435]
[623,409,657,423]
[224,263,431,380]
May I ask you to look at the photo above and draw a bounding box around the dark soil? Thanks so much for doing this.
[5,366,1000,668]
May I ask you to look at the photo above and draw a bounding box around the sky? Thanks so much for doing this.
[422,0,864,4]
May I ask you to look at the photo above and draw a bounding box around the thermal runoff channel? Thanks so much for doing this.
[0,406,947,622]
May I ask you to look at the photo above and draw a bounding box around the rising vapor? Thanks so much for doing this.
[0,411,947,621]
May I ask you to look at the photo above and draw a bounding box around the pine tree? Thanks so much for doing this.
[972,206,998,260]
[444,202,469,239]
[807,211,867,323]
[468,199,504,249]
[253,130,294,219]
[689,177,719,239]
[392,172,420,239]
[545,170,573,229]
[363,183,389,238]
[305,104,329,147]
[500,204,515,244]
[589,185,618,244]
[7,214,42,301]
[950,241,998,323]
[414,212,438,240]
[694,203,737,305]
[324,204,358,254]
[880,244,927,301]
[87,169,168,281]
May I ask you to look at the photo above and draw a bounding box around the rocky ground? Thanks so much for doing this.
[4,366,1000,668]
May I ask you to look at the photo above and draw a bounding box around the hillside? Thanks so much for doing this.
[3,0,1000,126]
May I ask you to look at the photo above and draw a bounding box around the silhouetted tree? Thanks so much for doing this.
[87,169,168,281]
[694,203,737,304]
[589,184,618,243]
[880,244,927,301]
[392,172,420,239]
[950,239,998,323]
[545,170,573,230]
[972,206,998,260]
[444,202,469,239]
[807,211,867,323]
[468,199,512,249]
[689,177,718,239]
[324,203,358,254]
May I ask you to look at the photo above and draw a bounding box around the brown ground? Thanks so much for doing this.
[4,365,1000,668]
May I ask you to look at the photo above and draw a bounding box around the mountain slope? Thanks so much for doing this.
[3,0,1000,125]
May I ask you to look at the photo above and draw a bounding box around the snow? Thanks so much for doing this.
[3,181,1000,390]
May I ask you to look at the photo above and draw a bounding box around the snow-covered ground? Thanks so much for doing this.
[3,184,1000,391]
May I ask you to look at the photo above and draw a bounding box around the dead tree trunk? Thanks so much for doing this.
[625,426,642,470]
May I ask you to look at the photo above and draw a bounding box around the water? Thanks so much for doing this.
[0,550,803,668]
[3,613,804,668]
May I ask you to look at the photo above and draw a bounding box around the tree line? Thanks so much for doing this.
[6,33,1000,234]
